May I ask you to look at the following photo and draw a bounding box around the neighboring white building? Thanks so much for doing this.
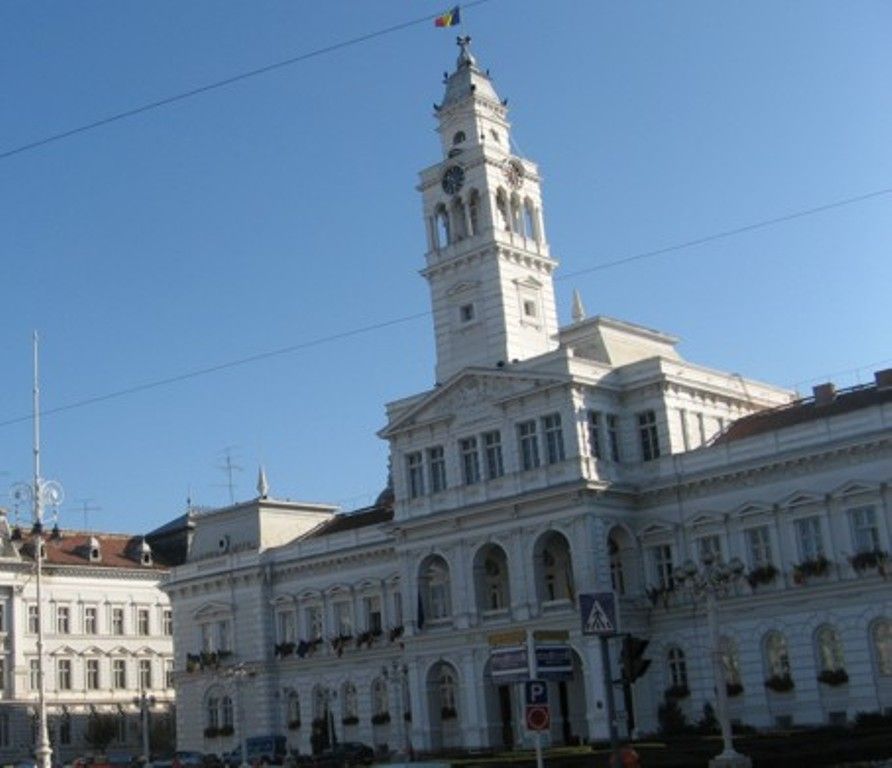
[0,516,175,762]
[163,39,892,755]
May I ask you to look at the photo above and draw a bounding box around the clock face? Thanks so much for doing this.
[503,158,524,189]
[441,165,465,195]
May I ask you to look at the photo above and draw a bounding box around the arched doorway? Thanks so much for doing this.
[426,661,461,752]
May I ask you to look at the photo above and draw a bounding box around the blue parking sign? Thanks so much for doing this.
[525,679,548,706]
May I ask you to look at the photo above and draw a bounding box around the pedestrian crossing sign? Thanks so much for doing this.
[580,592,618,636]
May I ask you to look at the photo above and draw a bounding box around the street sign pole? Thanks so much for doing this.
[599,636,621,768]
[527,629,544,768]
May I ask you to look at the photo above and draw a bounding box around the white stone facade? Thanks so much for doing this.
[0,524,174,762]
[163,40,892,755]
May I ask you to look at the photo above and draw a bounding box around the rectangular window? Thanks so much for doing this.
[113,659,126,689]
[746,526,773,568]
[335,602,353,636]
[364,596,382,634]
[651,544,674,589]
[459,437,481,484]
[112,607,125,635]
[28,605,39,634]
[0,604,5,633]
[697,535,722,564]
[406,452,425,499]
[84,606,97,635]
[392,591,403,627]
[518,420,540,471]
[216,620,230,652]
[850,505,880,553]
[306,606,323,640]
[638,410,661,461]
[587,410,602,459]
[30,659,39,691]
[483,431,504,479]
[139,659,152,690]
[606,414,621,462]
[795,516,825,561]
[162,609,173,636]
[138,608,150,636]
[428,446,447,493]
[277,611,294,643]
[164,658,174,689]
[86,659,100,690]
[201,623,212,652]
[459,303,475,323]
[542,413,565,464]
[56,606,70,634]
[57,659,72,691]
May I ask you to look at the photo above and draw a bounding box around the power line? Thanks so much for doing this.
[0,0,496,162]
[0,185,888,429]
[557,187,892,281]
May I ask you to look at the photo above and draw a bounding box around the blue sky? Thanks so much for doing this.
[2,1,890,534]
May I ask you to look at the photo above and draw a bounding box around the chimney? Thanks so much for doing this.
[812,382,837,406]
[875,368,892,390]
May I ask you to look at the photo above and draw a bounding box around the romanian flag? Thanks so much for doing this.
[434,5,461,27]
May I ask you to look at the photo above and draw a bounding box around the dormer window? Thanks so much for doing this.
[88,536,101,563]
[459,303,475,323]
[452,131,466,145]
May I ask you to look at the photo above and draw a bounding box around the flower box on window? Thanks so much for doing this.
[645,584,675,609]
[204,726,219,738]
[275,642,296,658]
[287,719,301,731]
[663,684,690,700]
[311,717,326,730]
[792,556,831,584]
[389,625,404,643]
[726,682,744,698]
[371,712,391,725]
[746,564,779,589]
[764,674,795,692]
[817,668,849,687]
[849,549,888,576]
[219,725,234,736]
[403,711,412,722]
[341,715,359,726]
[355,631,374,649]
[440,706,457,720]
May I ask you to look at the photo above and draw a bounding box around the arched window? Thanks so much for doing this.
[873,619,892,675]
[764,631,791,677]
[667,647,688,688]
[468,189,480,236]
[609,537,625,596]
[435,205,450,248]
[816,625,845,672]
[220,696,233,728]
[523,199,536,240]
[286,691,300,725]
[342,682,358,719]
[452,131,466,145]
[372,677,388,716]
[495,190,510,231]
[720,637,742,686]
[535,532,574,603]
[484,556,506,610]
[439,668,457,711]
[420,556,452,621]
[451,198,467,241]
[510,194,522,234]
[206,696,219,730]
[313,686,327,720]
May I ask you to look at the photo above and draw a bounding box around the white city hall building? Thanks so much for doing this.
[0,517,175,763]
[164,40,892,755]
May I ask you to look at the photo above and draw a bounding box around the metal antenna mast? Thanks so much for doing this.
[75,498,101,531]
[216,447,243,505]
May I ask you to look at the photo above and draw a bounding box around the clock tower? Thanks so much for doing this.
[419,37,559,384]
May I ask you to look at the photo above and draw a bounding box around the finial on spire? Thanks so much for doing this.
[257,466,269,499]
[571,290,586,323]
[456,36,475,68]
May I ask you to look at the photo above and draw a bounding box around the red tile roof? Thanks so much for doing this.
[16,530,170,571]
[715,383,892,445]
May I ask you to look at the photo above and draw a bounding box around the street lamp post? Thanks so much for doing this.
[9,333,64,768]
[222,664,251,768]
[673,553,751,768]
[134,687,156,763]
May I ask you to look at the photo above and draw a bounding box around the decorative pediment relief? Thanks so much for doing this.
[732,501,772,519]
[778,490,823,510]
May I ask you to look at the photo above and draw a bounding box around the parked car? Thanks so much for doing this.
[223,735,287,767]
[313,743,374,768]
[172,753,206,768]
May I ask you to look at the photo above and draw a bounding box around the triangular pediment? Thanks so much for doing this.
[270,594,295,607]
[685,513,719,529]
[381,368,570,437]
[831,480,879,499]
[779,490,823,510]
[50,645,78,656]
[193,601,232,620]
[81,645,105,656]
[732,501,772,519]
[638,521,675,538]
